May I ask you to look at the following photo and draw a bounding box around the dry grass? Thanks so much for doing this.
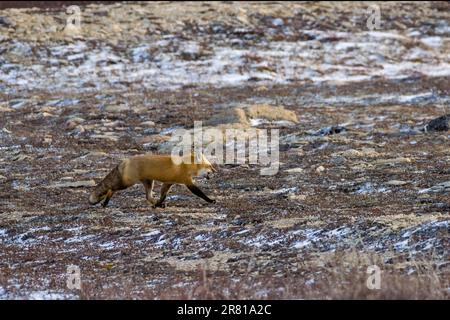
[75,251,449,300]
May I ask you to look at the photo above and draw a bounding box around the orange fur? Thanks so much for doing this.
[89,153,216,207]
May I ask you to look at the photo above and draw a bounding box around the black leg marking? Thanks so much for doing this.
[187,184,215,203]
[102,190,113,207]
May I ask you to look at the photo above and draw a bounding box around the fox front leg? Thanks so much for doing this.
[153,183,173,208]
[143,179,155,205]
[187,184,216,204]
[102,190,114,208]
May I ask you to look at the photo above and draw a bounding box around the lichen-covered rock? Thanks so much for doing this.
[245,104,298,124]
[205,107,249,128]
[205,104,298,128]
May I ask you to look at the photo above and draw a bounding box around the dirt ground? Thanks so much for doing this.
[0,1,449,299]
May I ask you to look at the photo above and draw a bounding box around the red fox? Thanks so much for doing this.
[89,153,217,208]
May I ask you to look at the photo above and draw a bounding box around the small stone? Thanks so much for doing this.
[255,86,268,92]
[74,125,85,133]
[65,117,85,130]
[90,134,119,142]
[140,121,156,127]
[315,165,325,173]
[272,18,284,27]
[330,156,345,165]
[12,154,31,161]
[334,148,380,158]
[386,180,409,186]
[375,157,412,165]
[286,167,304,174]
[288,193,307,201]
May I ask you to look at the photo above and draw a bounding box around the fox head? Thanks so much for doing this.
[197,154,218,179]
[182,153,217,179]
[88,165,123,205]
[89,187,108,205]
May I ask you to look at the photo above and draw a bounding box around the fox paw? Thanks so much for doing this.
[152,203,166,209]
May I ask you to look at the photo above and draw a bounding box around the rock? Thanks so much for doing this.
[9,99,28,109]
[423,114,450,132]
[66,117,85,130]
[255,86,268,92]
[310,125,346,136]
[333,148,380,158]
[288,193,307,201]
[386,180,409,186]
[0,16,13,28]
[42,112,55,118]
[205,107,249,127]
[90,134,119,142]
[47,180,96,189]
[12,153,31,161]
[0,175,6,180]
[272,18,284,27]
[375,157,412,165]
[48,98,79,107]
[286,167,304,174]
[205,104,298,129]
[74,125,85,134]
[315,165,325,173]
[418,181,450,194]
[330,156,345,165]
[245,104,298,123]
[140,121,156,127]
[0,104,13,112]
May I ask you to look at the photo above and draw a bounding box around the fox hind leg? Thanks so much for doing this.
[187,184,215,203]
[153,183,173,208]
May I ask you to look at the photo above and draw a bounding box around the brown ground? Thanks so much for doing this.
[0,1,449,299]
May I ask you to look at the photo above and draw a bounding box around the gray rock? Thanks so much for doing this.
[423,114,450,132]
[0,16,13,28]
[9,99,28,109]
[418,181,450,194]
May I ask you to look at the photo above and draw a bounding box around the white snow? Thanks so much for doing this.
[142,230,161,237]
[98,241,117,250]
[65,234,97,244]
[2,28,449,93]
[194,234,210,241]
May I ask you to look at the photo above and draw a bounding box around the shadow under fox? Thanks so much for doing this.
[89,154,216,208]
